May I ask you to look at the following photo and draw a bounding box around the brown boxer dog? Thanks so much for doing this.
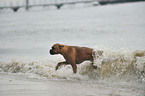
[49,43,103,73]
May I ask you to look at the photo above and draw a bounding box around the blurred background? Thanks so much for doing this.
[0,0,145,12]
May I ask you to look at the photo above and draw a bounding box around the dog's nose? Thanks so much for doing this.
[49,49,52,54]
[50,49,55,55]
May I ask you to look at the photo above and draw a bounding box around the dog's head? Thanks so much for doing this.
[49,43,64,55]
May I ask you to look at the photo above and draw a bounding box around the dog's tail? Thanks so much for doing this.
[92,50,103,69]
[92,50,103,58]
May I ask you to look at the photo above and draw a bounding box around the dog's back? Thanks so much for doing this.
[70,46,94,64]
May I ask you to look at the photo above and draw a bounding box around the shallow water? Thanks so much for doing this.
[0,2,145,96]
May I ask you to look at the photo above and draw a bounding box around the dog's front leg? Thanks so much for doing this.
[55,61,69,70]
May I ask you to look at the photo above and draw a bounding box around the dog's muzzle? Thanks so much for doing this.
[50,49,55,55]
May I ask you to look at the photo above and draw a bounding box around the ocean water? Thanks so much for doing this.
[0,2,145,96]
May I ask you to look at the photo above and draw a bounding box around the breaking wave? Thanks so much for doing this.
[0,49,145,83]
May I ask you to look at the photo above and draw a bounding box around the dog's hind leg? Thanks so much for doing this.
[91,62,97,69]
[71,63,77,74]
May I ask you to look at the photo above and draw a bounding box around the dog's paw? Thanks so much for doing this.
[55,66,59,70]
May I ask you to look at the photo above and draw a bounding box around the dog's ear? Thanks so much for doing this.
[59,45,64,49]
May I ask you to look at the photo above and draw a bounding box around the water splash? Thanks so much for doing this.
[0,49,145,83]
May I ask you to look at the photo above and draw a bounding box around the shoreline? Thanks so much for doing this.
[0,73,144,96]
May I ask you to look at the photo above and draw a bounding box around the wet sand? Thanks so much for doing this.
[0,73,144,96]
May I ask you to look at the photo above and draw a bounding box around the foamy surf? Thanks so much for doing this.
[94,49,145,82]
[0,49,144,83]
